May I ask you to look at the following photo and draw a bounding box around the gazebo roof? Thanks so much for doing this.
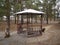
[15,9,45,15]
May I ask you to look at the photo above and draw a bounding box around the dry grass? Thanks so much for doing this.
[50,23,60,30]
[0,21,48,31]
[0,21,59,31]
[0,21,17,31]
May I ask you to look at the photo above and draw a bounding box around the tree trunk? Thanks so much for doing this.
[46,14,48,24]
[15,16,17,24]
[54,9,56,21]
[6,14,10,36]
[5,0,11,37]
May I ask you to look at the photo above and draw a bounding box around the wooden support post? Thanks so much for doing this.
[26,14,28,36]
[17,15,19,34]
[39,15,43,35]
[17,15,19,24]
[41,15,42,30]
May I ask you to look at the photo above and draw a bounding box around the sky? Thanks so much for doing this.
[39,0,43,3]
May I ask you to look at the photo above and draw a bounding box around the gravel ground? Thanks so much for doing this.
[0,23,60,45]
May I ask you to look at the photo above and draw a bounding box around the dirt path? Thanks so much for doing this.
[27,24,60,45]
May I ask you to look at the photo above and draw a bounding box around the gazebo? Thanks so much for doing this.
[15,9,45,37]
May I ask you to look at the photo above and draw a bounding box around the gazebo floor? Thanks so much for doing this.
[17,30,42,38]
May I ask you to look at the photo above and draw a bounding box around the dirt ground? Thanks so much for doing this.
[0,21,60,45]
[27,23,60,45]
